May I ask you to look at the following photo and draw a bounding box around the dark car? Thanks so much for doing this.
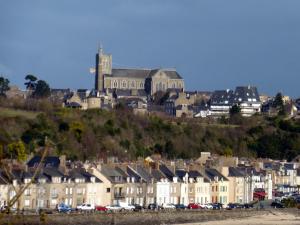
[174,204,187,210]
[243,203,254,209]
[226,203,236,210]
[211,203,223,210]
[148,203,161,210]
[133,204,144,211]
[271,202,284,208]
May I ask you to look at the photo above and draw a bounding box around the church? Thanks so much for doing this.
[94,47,185,96]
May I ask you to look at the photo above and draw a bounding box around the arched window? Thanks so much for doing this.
[113,80,118,88]
[140,82,144,88]
[172,83,176,88]
[122,80,126,88]
[159,82,162,91]
[131,81,135,88]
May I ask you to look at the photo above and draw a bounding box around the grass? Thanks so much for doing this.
[0,107,39,119]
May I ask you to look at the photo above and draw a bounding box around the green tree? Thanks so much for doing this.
[230,104,241,116]
[223,146,233,157]
[24,74,38,90]
[7,140,27,161]
[273,92,285,115]
[0,76,10,97]
[33,80,51,98]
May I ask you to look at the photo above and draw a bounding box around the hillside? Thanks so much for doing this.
[0,104,300,162]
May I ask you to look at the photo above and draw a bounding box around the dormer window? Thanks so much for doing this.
[131,177,135,183]
[127,177,130,183]
[24,178,31,184]
[39,178,46,184]
[91,177,95,183]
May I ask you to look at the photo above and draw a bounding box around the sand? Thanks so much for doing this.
[175,211,300,225]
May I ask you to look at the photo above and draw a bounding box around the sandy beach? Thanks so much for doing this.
[175,211,300,225]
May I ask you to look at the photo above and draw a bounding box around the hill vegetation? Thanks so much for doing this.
[0,97,300,162]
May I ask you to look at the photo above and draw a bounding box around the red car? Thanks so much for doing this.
[95,206,108,212]
[187,203,201,209]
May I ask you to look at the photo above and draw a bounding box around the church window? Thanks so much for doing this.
[131,81,135,88]
[163,84,165,91]
[122,80,127,88]
[178,83,182,88]
[172,83,176,88]
[113,80,118,88]
[140,82,144,88]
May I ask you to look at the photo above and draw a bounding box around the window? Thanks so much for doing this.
[122,80,126,88]
[140,82,144,88]
[24,199,30,207]
[131,81,135,88]
[24,188,31,196]
[113,80,118,88]
[51,199,57,205]
[106,188,111,193]
[172,83,176,88]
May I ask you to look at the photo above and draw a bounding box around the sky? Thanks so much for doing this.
[1,0,300,97]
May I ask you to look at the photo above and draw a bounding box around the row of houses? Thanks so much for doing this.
[6,154,300,210]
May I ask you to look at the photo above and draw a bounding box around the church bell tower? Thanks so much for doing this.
[95,46,112,91]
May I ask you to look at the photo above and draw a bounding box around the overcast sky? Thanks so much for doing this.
[1,0,300,97]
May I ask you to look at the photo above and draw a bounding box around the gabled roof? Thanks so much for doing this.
[232,86,260,103]
[188,170,203,178]
[159,165,176,181]
[126,166,142,182]
[151,169,166,181]
[43,167,64,178]
[107,68,183,80]
[136,165,153,182]
[210,90,233,105]
[205,168,228,181]
[228,167,244,177]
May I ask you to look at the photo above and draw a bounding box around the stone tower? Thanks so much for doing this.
[95,46,112,91]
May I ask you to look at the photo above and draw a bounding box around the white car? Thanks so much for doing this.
[76,203,95,211]
[204,203,213,209]
[161,203,176,209]
[106,204,124,212]
[118,202,135,211]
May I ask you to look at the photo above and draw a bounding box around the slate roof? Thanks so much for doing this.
[175,170,187,179]
[228,167,244,177]
[136,165,153,182]
[27,156,60,168]
[159,165,176,181]
[205,168,229,181]
[188,170,203,178]
[210,90,233,105]
[107,68,183,80]
[232,86,260,103]
[43,167,64,178]
[151,169,166,181]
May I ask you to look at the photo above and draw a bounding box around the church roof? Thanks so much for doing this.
[107,68,182,80]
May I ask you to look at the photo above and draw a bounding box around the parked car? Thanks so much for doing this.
[148,203,162,210]
[243,203,254,209]
[174,204,187,210]
[57,203,72,213]
[211,203,223,210]
[204,203,213,209]
[106,204,124,212]
[76,203,95,211]
[95,205,108,212]
[161,203,176,209]
[132,204,144,211]
[271,202,284,208]
[226,203,237,210]
[187,203,201,209]
[118,202,135,211]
